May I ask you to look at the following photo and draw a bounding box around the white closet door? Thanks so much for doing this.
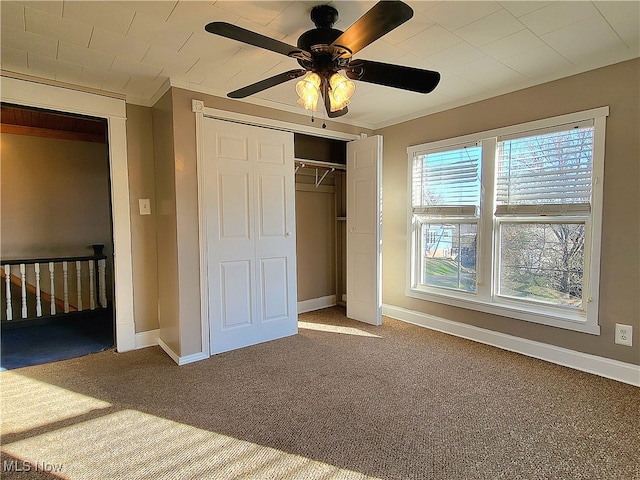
[253,126,298,340]
[203,118,297,354]
[346,135,382,325]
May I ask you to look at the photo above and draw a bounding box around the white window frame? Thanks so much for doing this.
[406,107,608,335]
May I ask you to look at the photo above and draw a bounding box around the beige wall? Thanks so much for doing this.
[125,104,159,334]
[1,133,112,259]
[375,58,640,365]
[295,171,337,302]
[151,90,181,354]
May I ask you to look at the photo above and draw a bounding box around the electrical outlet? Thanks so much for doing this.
[615,324,633,346]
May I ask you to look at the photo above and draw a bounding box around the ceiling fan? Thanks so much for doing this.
[205,1,440,118]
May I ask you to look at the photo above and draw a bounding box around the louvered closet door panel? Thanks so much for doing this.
[203,118,297,355]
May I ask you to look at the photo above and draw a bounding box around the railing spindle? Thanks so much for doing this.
[49,262,56,315]
[76,260,83,312]
[2,248,107,322]
[63,261,69,313]
[4,265,12,321]
[20,263,28,319]
[89,260,96,310]
[99,259,107,308]
[35,263,42,317]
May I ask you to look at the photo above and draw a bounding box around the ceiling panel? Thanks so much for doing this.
[498,1,552,18]
[541,14,628,64]
[454,9,525,47]
[1,26,58,58]
[0,0,638,129]
[423,1,502,31]
[0,46,28,70]
[80,65,130,91]
[214,1,294,27]
[89,28,151,63]
[425,42,485,70]
[593,1,640,48]
[28,54,84,84]
[62,1,135,36]
[397,24,463,58]
[518,1,597,36]
[1,1,25,30]
[57,41,114,71]
[500,45,573,79]
[24,7,92,48]
[480,29,546,61]
[126,11,194,51]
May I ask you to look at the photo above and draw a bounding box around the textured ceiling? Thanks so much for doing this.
[1,1,639,129]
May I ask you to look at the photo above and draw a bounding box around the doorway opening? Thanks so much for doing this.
[0,103,115,369]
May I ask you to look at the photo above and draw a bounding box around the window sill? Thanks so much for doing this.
[406,286,600,335]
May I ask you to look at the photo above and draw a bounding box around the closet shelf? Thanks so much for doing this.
[294,158,346,170]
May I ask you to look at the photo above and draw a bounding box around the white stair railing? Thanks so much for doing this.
[1,247,109,322]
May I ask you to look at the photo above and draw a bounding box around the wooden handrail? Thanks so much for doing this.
[0,254,106,265]
[0,245,107,266]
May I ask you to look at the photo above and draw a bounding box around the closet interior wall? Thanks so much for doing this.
[294,134,347,311]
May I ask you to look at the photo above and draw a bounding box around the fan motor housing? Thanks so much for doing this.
[297,5,351,72]
[297,27,342,52]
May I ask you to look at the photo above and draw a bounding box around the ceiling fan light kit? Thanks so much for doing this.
[205,1,441,120]
[295,72,322,111]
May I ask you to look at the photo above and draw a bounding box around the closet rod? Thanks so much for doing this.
[294,158,346,171]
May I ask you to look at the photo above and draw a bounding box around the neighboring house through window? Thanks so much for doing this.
[407,107,608,334]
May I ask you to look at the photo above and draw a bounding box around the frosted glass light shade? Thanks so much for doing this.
[328,72,355,112]
[295,72,321,111]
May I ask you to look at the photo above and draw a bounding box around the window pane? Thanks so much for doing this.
[496,127,593,207]
[498,223,585,307]
[413,146,482,209]
[420,223,477,292]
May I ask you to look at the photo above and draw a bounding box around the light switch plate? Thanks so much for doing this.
[139,198,151,215]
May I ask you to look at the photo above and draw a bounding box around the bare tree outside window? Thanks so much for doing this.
[496,127,592,307]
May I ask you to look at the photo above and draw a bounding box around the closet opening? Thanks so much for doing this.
[294,133,348,314]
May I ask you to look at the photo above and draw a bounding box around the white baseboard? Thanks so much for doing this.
[157,338,210,366]
[298,295,337,314]
[383,304,640,387]
[135,329,159,349]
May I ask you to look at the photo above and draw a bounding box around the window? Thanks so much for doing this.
[411,144,481,293]
[407,108,607,334]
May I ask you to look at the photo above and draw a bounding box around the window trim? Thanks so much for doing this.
[406,107,608,335]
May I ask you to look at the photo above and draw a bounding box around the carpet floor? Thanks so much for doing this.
[1,310,114,370]
[1,307,638,480]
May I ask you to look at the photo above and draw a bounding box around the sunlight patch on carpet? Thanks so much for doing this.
[0,371,112,435]
[298,321,381,338]
[2,409,383,479]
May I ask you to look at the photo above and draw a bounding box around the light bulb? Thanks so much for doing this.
[295,72,321,111]
[328,72,355,112]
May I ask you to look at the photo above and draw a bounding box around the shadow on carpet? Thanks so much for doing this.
[1,310,114,370]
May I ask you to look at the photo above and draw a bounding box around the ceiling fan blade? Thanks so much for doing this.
[205,22,308,58]
[330,1,413,56]
[228,69,307,98]
[346,60,440,94]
